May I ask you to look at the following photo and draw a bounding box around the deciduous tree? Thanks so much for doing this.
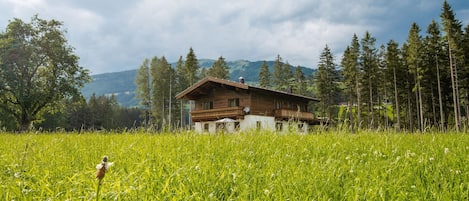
[0,16,90,131]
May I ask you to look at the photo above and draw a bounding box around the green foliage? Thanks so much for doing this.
[272,55,284,90]
[258,61,270,88]
[184,47,200,85]
[315,45,340,121]
[0,16,90,131]
[207,56,230,79]
[0,131,468,200]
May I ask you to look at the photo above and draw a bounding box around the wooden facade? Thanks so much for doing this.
[176,77,320,132]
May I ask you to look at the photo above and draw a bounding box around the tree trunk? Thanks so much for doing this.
[384,80,389,130]
[393,66,400,130]
[369,76,374,128]
[418,79,424,131]
[431,85,437,127]
[466,90,469,129]
[449,44,461,131]
[408,77,414,132]
[356,79,361,129]
[436,55,445,130]
[349,87,354,133]
[19,114,34,132]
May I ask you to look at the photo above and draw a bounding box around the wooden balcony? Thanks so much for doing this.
[274,109,319,124]
[191,107,244,122]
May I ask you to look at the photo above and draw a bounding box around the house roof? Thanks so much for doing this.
[175,76,319,102]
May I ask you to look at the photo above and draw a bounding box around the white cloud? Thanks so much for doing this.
[0,0,468,74]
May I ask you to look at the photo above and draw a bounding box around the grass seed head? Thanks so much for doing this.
[96,156,113,180]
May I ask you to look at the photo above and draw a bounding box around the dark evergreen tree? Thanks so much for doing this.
[359,31,379,128]
[272,55,284,90]
[135,59,151,126]
[258,61,271,88]
[406,23,424,131]
[315,45,340,122]
[441,0,464,131]
[294,66,307,95]
[282,62,294,91]
[207,56,230,79]
[386,40,404,130]
[185,47,200,85]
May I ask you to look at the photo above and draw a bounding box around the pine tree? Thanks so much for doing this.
[282,62,294,91]
[360,31,379,128]
[462,25,469,127]
[207,56,230,79]
[406,22,424,131]
[316,45,340,122]
[294,66,307,95]
[424,20,446,130]
[185,47,200,85]
[346,34,361,129]
[441,0,463,131]
[341,46,355,131]
[150,56,161,127]
[174,56,187,128]
[135,59,152,126]
[272,55,284,90]
[258,61,271,88]
[386,40,403,130]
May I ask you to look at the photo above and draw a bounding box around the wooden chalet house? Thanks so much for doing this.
[175,76,320,133]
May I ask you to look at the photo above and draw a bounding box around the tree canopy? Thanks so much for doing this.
[0,16,90,131]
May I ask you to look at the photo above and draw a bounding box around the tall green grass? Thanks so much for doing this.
[1,131,468,200]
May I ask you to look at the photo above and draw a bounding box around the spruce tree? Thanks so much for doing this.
[316,45,340,122]
[386,40,403,130]
[174,56,187,128]
[294,66,307,95]
[360,31,379,128]
[441,0,463,131]
[185,47,200,85]
[424,20,446,130]
[272,55,284,90]
[282,62,294,91]
[207,56,230,79]
[135,58,152,125]
[258,61,271,88]
[406,23,424,131]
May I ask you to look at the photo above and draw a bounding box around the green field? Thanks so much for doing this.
[1,131,468,200]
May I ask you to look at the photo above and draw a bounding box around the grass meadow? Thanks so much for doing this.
[0,130,468,200]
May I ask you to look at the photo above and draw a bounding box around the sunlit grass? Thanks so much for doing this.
[0,131,468,200]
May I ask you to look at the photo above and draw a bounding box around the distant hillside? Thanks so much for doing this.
[81,59,316,107]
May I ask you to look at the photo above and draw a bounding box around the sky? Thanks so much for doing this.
[0,0,468,75]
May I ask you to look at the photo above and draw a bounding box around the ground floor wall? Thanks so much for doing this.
[194,115,311,133]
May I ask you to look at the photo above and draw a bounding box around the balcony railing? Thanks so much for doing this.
[274,109,318,123]
[191,107,244,122]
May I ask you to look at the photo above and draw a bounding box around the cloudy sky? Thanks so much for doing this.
[1,0,468,74]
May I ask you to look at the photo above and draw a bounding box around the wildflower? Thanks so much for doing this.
[96,156,113,180]
[444,148,449,154]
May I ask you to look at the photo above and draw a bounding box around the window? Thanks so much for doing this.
[216,123,225,132]
[203,101,213,109]
[276,122,283,131]
[203,123,209,132]
[228,98,239,107]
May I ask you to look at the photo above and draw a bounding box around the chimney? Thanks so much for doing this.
[239,77,245,84]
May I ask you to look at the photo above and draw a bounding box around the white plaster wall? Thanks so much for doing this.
[194,122,203,133]
[194,115,311,133]
[240,115,275,131]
